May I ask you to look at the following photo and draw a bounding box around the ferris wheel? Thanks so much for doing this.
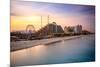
[26,25,36,33]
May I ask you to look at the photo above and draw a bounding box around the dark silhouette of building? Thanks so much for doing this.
[64,26,74,34]
[35,22,64,36]
[64,25,82,34]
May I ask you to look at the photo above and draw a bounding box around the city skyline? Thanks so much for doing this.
[11,0,95,32]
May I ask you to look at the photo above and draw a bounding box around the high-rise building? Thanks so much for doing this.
[36,22,64,36]
[74,25,82,33]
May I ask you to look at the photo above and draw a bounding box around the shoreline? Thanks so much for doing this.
[11,35,93,52]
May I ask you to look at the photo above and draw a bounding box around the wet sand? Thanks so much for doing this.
[11,35,82,51]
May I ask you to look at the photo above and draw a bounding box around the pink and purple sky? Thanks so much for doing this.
[11,0,95,32]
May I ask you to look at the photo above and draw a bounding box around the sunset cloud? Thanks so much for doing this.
[11,0,95,32]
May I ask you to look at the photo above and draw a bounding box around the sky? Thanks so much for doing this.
[11,0,95,32]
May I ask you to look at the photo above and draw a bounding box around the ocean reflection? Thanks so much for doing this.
[11,35,95,66]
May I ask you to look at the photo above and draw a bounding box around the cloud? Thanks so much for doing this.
[11,0,95,32]
[11,0,49,16]
[11,0,35,16]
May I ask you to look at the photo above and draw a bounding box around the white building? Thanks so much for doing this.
[74,25,82,33]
